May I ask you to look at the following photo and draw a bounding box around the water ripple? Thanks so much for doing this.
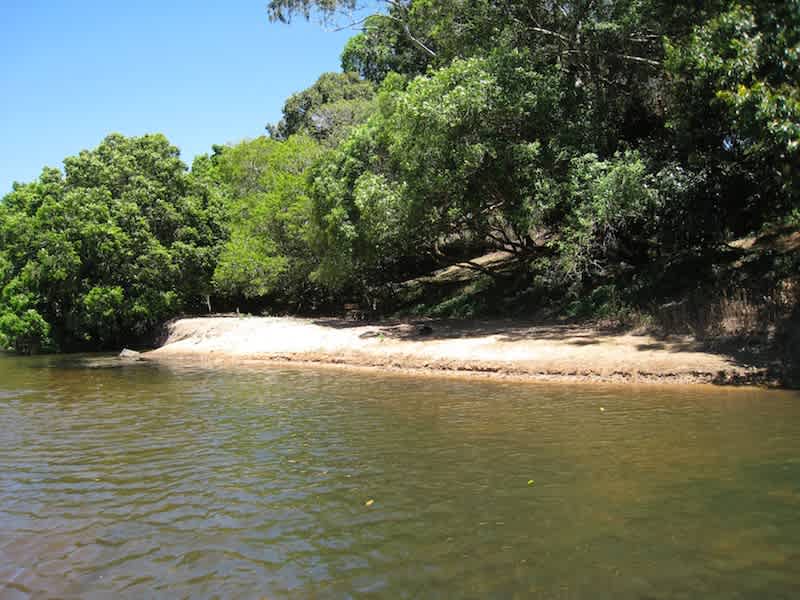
[1,357,800,598]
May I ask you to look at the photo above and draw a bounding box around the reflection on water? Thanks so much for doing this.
[1,353,799,598]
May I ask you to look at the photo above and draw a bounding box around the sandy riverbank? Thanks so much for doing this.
[145,316,775,385]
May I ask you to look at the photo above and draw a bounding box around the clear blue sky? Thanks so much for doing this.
[0,0,359,194]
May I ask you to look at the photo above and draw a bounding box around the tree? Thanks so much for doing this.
[308,49,661,293]
[173,152,231,313]
[0,134,227,352]
[340,15,429,82]
[212,135,325,309]
[268,0,441,64]
[268,72,375,145]
[665,0,800,235]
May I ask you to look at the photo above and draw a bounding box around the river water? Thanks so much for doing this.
[1,353,799,599]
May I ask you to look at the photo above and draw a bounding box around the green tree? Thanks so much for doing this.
[309,53,568,289]
[665,1,800,235]
[212,135,325,309]
[0,134,227,352]
[268,72,375,145]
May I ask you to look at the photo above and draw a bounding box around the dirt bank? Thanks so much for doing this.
[145,316,777,386]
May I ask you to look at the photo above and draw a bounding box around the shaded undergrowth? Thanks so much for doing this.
[388,231,800,387]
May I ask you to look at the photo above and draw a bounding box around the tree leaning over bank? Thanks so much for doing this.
[270,0,799,304]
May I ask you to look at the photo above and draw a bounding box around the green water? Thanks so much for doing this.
[1,354,799,599]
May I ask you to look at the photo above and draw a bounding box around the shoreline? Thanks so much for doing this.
[144,352,774,388]
[145,316,778,387]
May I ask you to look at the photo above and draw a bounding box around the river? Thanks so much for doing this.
[1,353,799,598]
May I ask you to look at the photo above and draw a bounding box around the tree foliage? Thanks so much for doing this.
[268,72,375,145]
[0,134,226,352]
[666,1,800,233]
[212,135,324,306]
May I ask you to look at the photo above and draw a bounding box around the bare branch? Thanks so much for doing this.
[453,259,505,279]
[323,14,372,32]
[528,25,572,44]
[612,53,661,67]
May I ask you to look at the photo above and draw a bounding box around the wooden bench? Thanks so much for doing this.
[343,303,369,321]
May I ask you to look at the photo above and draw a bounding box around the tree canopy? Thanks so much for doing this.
[268,71,375,144]
[0,134,226,352]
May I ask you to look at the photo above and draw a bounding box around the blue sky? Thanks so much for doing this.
[0,0,360,194]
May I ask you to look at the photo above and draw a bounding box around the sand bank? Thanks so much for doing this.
[145,316,774,386]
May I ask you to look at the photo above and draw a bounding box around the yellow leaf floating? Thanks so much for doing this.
[365,499,375,507]
[527,480,535,486]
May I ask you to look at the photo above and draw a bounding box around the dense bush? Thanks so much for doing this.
[0,134,226,351]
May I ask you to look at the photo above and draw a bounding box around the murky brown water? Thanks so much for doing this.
[1,353,800,599]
